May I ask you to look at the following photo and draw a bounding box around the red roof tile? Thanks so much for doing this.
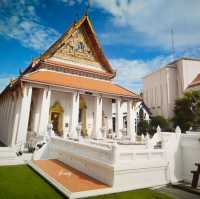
[188,73,200,88]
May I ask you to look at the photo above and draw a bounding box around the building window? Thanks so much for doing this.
[112,117,116,132]
[123,116,127,129]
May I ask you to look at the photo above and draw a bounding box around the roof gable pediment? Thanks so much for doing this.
[41,16,115,75]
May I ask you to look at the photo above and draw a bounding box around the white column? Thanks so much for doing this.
[69,92,80,139]
[127,100,136,141]
[7,97,15,146]
[116,98,123,138]
[38,88,51,136]
[92,95,103,139]
[16,85,32,147]
[11,94,22,146]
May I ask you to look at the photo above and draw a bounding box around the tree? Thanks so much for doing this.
[173,91,200,132]
[149,115,170,135]
[137,108,149,135]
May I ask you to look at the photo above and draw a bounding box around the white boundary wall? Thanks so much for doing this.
[181,132,200,186]
[33,130,200,191]
[34,137,170,189]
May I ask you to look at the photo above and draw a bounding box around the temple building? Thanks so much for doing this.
[1,16,195,198]
[0,15,140,147]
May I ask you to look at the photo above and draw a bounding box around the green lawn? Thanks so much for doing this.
[86,189,174,199]
[0,165,65,199]
[0,165,173,199]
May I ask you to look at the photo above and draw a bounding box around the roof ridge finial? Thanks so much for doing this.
[84,0,92,16]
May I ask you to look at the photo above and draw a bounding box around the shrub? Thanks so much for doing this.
[137,108,149,136]
[149,115,170,135]
[137,120,149,136]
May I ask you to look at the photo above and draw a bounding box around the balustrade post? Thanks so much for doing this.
[112,142,118,165]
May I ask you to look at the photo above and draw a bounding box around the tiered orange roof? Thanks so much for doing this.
[22,70,138,98]
[0,15,140,101]
[31,60,115,80]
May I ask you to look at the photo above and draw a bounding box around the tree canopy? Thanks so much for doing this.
[173,90,200,132]
[137,108,149,135]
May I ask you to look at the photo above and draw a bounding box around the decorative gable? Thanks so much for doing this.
[41,16,115,75]
[53,26,99,65]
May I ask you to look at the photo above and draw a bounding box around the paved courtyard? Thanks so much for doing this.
[158,186,200,199]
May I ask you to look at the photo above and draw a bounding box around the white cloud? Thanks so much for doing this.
[0,0,60,51]
[92,0,200,50]
[110,55,172,93]
[59,0,83,6]
[0,74,16,93]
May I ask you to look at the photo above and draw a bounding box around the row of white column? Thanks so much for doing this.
[0,86,33,147]
[69,93,103,139]
[0,91,16,145]
[5,86,136,147]
[31,89,103,140]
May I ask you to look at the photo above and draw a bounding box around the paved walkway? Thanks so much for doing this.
[158,186,200,199]
[34,159,109,192]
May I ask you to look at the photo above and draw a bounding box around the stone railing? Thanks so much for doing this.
[47,137,167,166]
[115,148,166,164]
[49,137,114,165]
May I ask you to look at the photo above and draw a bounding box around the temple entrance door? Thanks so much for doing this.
[49,102,64,136]
[79,96,87,137]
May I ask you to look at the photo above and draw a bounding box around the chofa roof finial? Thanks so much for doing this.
[85,0,92,16]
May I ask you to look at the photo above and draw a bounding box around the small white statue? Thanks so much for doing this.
[100,126,107,139]
[47,122,55,138]
[157,126,161,134]
[76,123,82,140]
[175,126,181,134]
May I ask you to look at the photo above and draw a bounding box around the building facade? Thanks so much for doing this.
[143,57,200,119]
[0,15,140,147]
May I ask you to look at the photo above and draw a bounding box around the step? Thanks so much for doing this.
[0,147,16,153]
[0,152,18,157]
[0,160,24,166]
[0,147,24,166]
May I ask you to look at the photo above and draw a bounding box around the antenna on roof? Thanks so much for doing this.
[171,29,176,60]
[85,0,92,16]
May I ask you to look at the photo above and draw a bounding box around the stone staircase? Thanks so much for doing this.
[0,147,24,166]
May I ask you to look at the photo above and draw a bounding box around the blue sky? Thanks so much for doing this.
[1,0,200,93]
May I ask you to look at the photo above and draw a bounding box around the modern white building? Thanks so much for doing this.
[143,57,200,119]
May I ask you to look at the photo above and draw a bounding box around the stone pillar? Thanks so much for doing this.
[116,98,123,138]
[92,95,103,139]
[7,97,15,146]
[11,94,22,146]
[127,100,136,141]
[69,92,80,139]
[38,88,51,136]
[16,85,32,147]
